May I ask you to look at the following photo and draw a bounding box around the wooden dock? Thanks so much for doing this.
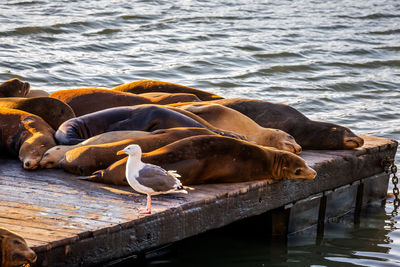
[0,135,397,266]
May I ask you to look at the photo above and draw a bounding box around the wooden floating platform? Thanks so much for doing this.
[0,135,397,266]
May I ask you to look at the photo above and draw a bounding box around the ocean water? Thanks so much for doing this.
[1,0,399,266]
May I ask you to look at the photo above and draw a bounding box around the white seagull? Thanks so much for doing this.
[117,144,190,214]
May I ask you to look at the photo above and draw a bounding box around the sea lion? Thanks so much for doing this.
[40,130,152,169]
[0,228,37,267]
[25,89,50,97]
[87,135,316,186]
[60,127,217,175]
[205,98,364,150]
[0,97,75,130]
[49,88,151,116]
[139,92,201,104]
[0,78,30,97]
[112,80,223,101]
[0,108,56,169]
[171,102,302,154]
[55,105,244,145]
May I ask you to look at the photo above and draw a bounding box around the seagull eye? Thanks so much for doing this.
[295,169,301,175]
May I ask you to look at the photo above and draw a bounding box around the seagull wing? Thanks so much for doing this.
[136,164,182,192]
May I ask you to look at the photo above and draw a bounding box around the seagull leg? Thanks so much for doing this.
[139,194,152,214]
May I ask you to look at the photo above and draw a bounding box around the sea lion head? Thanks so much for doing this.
[0,78,30,97]
[39,146,69,169]
[298,121,364,150]
[272,151,317,180]
[267,129,302,154]
[18,118,56,170]
[0,228,37,267]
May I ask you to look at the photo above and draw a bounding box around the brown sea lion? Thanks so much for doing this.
[55,105,244,145]
[25,89,50,97]
[0,97,75,130]
[49,88,151,116]
[0,228,37,267]
[0,78,30,97]
[203,98,364,150]
[171,102,302,154]
[0,108,56,169]
[60,127,217,175]
[87,135,316,186]
[139,92,201,104]
[112,80,223,101]
[40,130,152,169]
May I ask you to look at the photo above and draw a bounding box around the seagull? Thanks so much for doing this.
[117,144,190,214]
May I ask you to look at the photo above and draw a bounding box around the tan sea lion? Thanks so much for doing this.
[55,105,244,145]
[139,92,201,104]
[40,130,152,169]
[49,88,151,116]
[0,97,75,130]
[0,228,37,267]
[170,102,301,154]
[25,89,50,97]
[112,80,223,101]
[87,135,316,186]
[0,108,56,169]
[60,127,217,175]
[195,98,364,150]
[0,78,30,97]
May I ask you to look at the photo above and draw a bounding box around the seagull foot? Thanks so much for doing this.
[139,208,151,214]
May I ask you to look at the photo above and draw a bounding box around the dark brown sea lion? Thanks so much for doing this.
[60,127,217,175]
[87,135,316,186]
[0,78,30,97]
[139,92,201,104]
[0,97,75,130]
[55,105,244,145]
[112,80,223,101]
[40,130,151,169]
[0,228,37,267]
[207,98,364,150]
[171,102,302,154]
[49,88,151,116]
[0,108,56,169]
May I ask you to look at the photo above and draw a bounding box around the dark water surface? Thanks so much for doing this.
[1,0,400,266]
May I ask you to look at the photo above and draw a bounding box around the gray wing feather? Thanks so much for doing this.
[136,164,180,192]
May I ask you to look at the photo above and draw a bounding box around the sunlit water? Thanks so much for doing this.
[1,0,399,266]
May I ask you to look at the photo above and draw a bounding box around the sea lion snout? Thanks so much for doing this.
[344,135,364,149]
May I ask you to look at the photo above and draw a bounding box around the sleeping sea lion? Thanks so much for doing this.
[139,92,201,104]
[87,135,316,186]
[0,97,75,129]
[60,127,217,175]
[40,130,152,169]
[112,80,223,101]
[55,105,244,145]
[0,108,56,169]
[0,78,30,97]
[171,102,301,154]
[207,98,364,150]
[0,228,37,267]
[49,88,151,116]
[25,89,50,97]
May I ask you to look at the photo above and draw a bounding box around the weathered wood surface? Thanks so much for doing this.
[0,135,397,266]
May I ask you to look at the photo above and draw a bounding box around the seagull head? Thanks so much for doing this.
[117,144,143,158]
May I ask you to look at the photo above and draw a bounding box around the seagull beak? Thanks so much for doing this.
[116,150,126,155]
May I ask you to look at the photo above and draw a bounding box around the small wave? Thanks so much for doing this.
[253,51,303,59]
[325,60,400,69]
[338,13,400,20]
[1,26,64,36]
[260,64,317,74]
[368,29,400,35]
[377,46,400,51]
[94,28,121,35]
